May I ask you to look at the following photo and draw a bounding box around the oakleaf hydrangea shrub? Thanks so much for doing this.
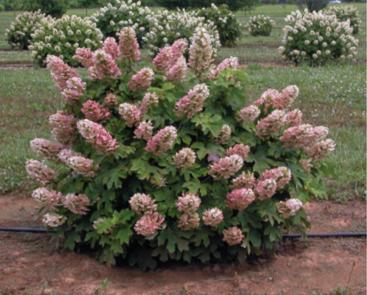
[90,0,153,44]
[26,26,335,269]
[5,10,51,49]
[247,15,275,37]
[325,5,361,34]
[30,15,103,66]
[279,10,359,66]
[196,4,241,46]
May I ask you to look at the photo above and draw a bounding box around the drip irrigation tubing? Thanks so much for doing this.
[0,226,366,239]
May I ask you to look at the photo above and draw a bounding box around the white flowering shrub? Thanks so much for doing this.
[30,15,103,66]
[279,10,359,66]
[325,5,361,34]
[247,15,275,36]
[196,4,241,46]
[5,10,51,50]
[26,26,335,269]
[91,0,153,44]
[144,9,221,55]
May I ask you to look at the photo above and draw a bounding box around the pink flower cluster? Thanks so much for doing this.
[238,105,260,123]
[139,92,159,114]
[231,172,256,189]
[226,144,250,161]
[81,100,111,122]
[153,39,188,81]
[65,155,96,177]
[32,187,62,209]
[128,67,154,92]
[49,111,76,145]
[259,167,292,190]
[277,198,303,218]
[77,119,118,153]
[202,208,224,227]
[25,160,56,185]
[175,83,209,118]
[61,77,86,102]
[134,212,165,237]
[42,212,66,227]
[226,188,256,211]
[178,212,200,231]
[209,57,239,79]
[30,138,64,160]
[176,193,201,213]
[103,37,120,60]
[58,148,81,164]
[256,110,286,138]
[145,126,177,156]
[304,139,336,160]
[134,121,153,140]
[189,27,213,77]
[104,93,118,106]
[74,48,94,68]
[118,103,142,127]
[166,56,188,82]
[254,167,292,200]
[208,155,243,180]
[255,178,277,200]
[88,49,121,80]
[173,148,196,169]
[216,124,232,144]
[280,124,335,160]
[46,55,78,90]
[255,85,299,111]
[63,193,90,215]
[129,193,157,215]
[223,226,244,246]
[176,193,201,231]
[119,27,141,62]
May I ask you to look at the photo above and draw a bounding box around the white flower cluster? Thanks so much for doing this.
[196,4,241,46]
[247,14,275,36]
[279,10,358,65]
[30,15,103,66]
[325,5,361,35]
[90,0,153,44]
[5,10,51,50]
[91,1,221,55]
[144,9,221,56]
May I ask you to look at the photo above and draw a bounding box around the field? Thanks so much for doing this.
[0,3,366,295]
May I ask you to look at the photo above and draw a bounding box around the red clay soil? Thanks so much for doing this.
[0,193,366,295]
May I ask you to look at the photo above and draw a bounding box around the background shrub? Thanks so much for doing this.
[325,5,361,34]
[196,4,241,46]
[91,0,153,44]
[279,10,359,66]
[5,10,50,50]
[143,9,221,55]
[30,15,103,66]
[247,15,274,36]
[297,0,329,12]
[156,0,259,11]
[26,27,335,269]
[22,0,68,18]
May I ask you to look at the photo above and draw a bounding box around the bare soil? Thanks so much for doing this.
[0,193,365,295]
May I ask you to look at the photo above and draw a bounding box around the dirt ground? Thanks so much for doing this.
[0,193,365,295]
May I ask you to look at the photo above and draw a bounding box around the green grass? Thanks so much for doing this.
[0,50,32,63]
[0,68,62,192]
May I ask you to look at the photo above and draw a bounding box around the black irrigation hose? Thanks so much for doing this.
[0,226,366,239]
